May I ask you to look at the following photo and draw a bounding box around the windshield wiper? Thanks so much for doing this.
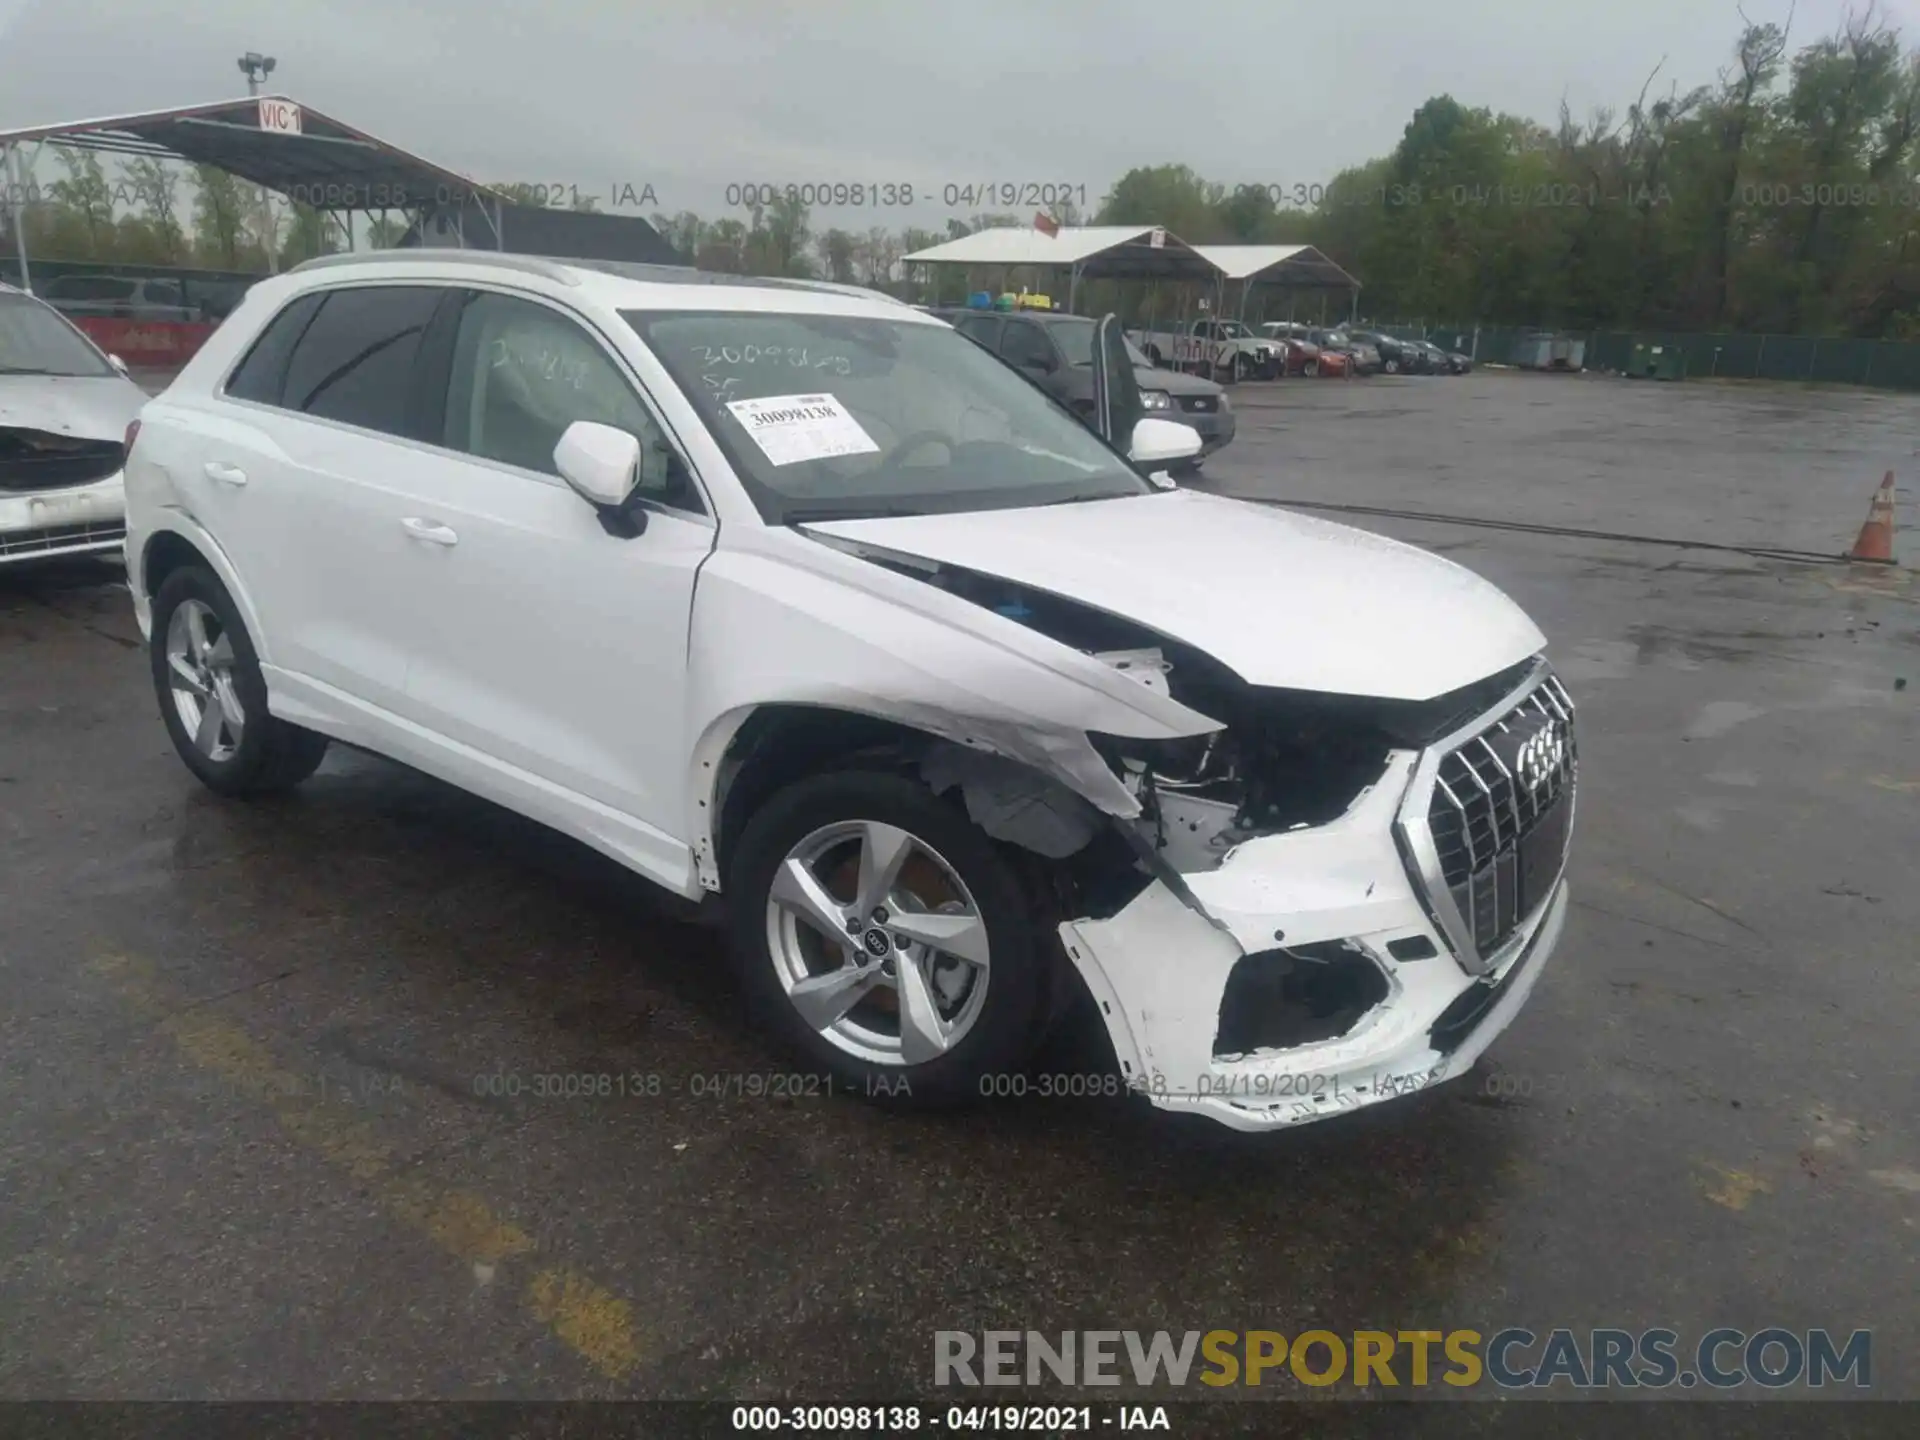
[0,366,63,375]
[782,505,922,526]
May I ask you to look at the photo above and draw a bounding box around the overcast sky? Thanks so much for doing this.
[2,0,1913,229]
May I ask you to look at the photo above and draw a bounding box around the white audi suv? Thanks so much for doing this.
[123,249,1575,1131]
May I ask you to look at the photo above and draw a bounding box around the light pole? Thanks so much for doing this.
[236,52,279,273]
[237,52,276,95]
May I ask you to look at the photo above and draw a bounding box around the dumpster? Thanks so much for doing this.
[1513,330,1587,371]
[1652,344,1687,381]
[1625,341,1656,378]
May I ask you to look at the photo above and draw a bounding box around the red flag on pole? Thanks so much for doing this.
[1033,211,1060,237]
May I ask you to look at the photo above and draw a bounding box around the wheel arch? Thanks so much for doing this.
[693,702,1112,897]
[137,520,272,663]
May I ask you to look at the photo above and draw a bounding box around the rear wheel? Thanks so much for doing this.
[1384,356,1401,375]
[1230,353,1251,384]
[727,770,1053,1106]
[150,566,329,796]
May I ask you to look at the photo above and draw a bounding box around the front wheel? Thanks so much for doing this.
[1383,357,1401,374]
[150,565,330,796]
[1230,353,1251,384]
[726,770,1053,1106]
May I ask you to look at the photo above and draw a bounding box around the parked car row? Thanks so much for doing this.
[1116,316,1472,383]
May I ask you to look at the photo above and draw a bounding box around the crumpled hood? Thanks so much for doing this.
[0,375,146,442]
[807,489,1546,701]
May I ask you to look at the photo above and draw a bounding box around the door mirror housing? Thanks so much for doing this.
[1128,416,1204,466]
[554,421,640,507]
[1022,352,1056,374]
[554,421,654,536]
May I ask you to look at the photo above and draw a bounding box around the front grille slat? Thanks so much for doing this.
[0,520,127,559]
[1421,669,1577,959]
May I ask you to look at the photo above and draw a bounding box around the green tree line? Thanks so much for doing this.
[9,11,1920,335]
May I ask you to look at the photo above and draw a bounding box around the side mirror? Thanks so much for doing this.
[554,421,652,537]
[1023,353,1056,374]
[1129,416,1204,467]
[108,354,130,375]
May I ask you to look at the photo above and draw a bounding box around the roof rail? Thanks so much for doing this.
[287,248,584,286]
[285,249,915,307]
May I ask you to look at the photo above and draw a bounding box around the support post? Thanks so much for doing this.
[6,144,35,292]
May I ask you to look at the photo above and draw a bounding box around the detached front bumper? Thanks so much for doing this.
[1059,684,1576,1132]
[0,473,128,565]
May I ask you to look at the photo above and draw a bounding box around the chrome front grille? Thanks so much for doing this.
[1421,672,1576,963]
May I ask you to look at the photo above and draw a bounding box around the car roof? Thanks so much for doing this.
[281,249,940,324]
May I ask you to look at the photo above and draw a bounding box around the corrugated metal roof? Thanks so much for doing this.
[899,225,1221,281]
[901,225,1171,265]
[0,96,495,211]
[1190,244,1358,287]
[901,230,1357,288]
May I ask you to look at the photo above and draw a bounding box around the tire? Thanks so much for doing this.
[150,564,329,797]
[1384,356,1401,374]
[726,769,1054,1107]
[1306,358,1320,378]
[1230,353,1250,384]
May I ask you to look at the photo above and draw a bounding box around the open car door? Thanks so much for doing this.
[1090,313,1201,484]
[1089,313,1144,449]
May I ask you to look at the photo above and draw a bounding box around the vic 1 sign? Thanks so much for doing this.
[258,98,302,135]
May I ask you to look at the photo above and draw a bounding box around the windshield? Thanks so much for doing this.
[625,308,1150,523]
[1216,320,1251,338]
[0,293,116,378]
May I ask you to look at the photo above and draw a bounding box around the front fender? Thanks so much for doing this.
[681,536,1221,890]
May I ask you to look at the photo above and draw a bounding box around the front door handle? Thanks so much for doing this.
[203,461,247,487]
[400,517,459,547]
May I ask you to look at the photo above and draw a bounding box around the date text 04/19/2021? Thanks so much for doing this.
[730,1404,1171,1431]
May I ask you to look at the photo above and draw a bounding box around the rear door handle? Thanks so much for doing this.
[203,461,247,487]
[400,517,459,547]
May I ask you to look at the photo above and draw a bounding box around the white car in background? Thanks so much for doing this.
[122,250,1575,1132]
[1,282,147,565]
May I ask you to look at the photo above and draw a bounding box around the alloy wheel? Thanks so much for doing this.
[165,598,245,762]
[763,819,991,1066]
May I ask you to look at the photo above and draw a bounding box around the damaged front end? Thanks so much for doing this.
[0,426,130,563]
[779,529,1577,1132]
[1060,653,1579,1132]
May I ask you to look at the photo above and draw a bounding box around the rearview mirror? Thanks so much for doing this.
[1129,417,1204,467]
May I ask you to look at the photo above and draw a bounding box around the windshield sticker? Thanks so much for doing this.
[724,393,879,467]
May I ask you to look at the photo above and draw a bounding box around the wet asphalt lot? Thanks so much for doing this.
[1,371,1916,1425]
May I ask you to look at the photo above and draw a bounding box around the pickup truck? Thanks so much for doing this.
[1127,318,1286,383]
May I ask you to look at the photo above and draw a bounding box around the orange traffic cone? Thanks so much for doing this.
[1848,472,1898,564]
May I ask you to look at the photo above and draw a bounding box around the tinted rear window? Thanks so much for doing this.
[225,292,325,405]
[279,286,442,435]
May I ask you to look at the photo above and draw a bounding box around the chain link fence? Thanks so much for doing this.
[1365,320,1920,390]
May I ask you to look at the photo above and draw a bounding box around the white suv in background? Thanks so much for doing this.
[123,249,1576,1131]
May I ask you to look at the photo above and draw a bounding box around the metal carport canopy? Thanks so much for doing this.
[0,95,499,212]
[901,225,1220,282]
[0,95,509,288]
[1188,243,1358,289]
